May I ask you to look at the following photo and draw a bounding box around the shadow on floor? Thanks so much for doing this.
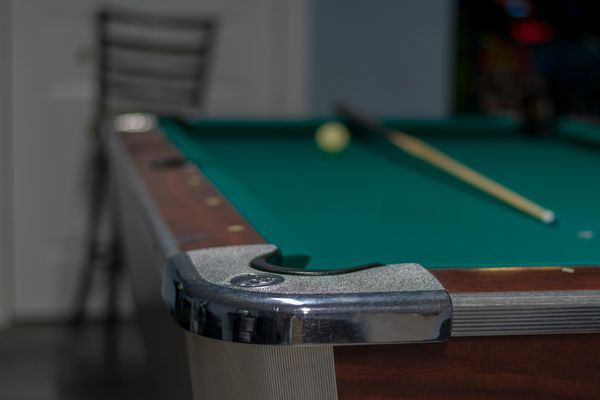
[0,321,159,400]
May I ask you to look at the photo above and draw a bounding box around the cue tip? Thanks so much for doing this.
[541,210,557,225]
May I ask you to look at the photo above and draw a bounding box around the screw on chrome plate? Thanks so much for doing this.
[230,274,284,288]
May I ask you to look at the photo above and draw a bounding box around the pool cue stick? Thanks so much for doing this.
[336,104,557,224]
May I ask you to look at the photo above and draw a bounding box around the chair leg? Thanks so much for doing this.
[71,146,108,325]
[103,229,122,366]
[106,232,122,326]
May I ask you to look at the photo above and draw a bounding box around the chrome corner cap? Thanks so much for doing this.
[163,244,452,345]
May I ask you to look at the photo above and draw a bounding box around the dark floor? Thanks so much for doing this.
[0,321,159,400]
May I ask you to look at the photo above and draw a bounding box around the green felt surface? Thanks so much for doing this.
[160,116,600,269]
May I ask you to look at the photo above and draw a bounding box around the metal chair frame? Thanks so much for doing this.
[72,7,218,328]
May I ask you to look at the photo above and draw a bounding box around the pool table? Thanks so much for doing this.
[108,114,600,400]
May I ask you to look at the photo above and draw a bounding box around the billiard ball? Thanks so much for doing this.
[315,122,351,153]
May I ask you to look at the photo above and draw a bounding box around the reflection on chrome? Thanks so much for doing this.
[271,297,305,306]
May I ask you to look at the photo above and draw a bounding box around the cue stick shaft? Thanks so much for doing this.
[336,103,556,224]
[385,131,555,224]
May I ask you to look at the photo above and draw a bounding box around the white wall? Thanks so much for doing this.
[0,0,13,328]
[10,0,310,319]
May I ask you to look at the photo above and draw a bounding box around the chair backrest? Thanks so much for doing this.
[96,7,218,119]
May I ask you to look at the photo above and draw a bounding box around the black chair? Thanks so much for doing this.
[72,7,218,328]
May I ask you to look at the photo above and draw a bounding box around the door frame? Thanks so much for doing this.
[0,0,14,328]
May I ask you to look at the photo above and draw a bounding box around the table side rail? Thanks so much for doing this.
[451,291,600,336]
[108,130,181,265]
